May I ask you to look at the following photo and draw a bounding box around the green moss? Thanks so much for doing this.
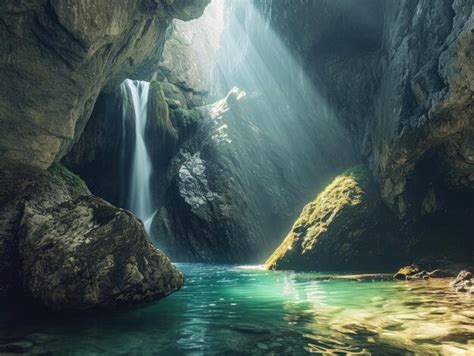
[170,107,202,129]
[148,80,178,141]
[166,98,182,110]
[150,80,161,91]
[265,165,371,269]
[47,163,89,196]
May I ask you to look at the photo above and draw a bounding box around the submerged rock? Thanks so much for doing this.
[393,265,421,280]
[451,270,474,293]
[265,166,401,272]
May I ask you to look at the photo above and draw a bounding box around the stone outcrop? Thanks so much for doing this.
[147,85,355,263]
[0,0,209,170]
[393,265,453,280]
[451,270,474,292]
[0,163,183,309]
[157,0,224,108]
[265,167,401,271]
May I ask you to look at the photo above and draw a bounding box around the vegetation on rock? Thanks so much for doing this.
[265,166,401,271]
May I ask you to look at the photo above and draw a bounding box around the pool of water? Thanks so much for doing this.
[1,264,473,355]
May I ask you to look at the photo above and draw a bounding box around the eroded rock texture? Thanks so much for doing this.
[149,86,354,263]
[0,0,209,169]
[0,163,183,309]
[20,195,183,310]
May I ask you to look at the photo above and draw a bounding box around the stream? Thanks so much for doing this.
[0,264,473,355]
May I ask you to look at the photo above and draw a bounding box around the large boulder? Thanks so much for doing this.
[0,163,183,309]
[265,167,401,271]
[19,195,182,310]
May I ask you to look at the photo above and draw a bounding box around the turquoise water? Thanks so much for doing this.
[1,264,473,355]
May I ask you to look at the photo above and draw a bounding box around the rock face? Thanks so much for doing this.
[0,163,183,309]
[0,0,207,308]
[148,87,354,263]
[157,0,224,108]
[0,0,209,170]
[53,0,474,268]
[259,0,474,263]
[265,167,401,271]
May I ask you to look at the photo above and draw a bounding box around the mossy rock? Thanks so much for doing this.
[168,107,202,143]
[47,163,89,197]
[265,166,401,272]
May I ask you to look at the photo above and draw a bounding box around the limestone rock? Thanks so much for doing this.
[0,0,209,169]
[257,0,474,264]
[163,0,211,21]
[157,1,223,108]
[265,167,401,272]
[19,195,183,310]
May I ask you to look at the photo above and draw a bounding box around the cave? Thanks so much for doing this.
[0,0,473,354]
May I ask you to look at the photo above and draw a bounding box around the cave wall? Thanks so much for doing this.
[0,0,209,170]
[259,0,474,261]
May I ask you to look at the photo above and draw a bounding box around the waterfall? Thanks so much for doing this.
[120,79,154,230]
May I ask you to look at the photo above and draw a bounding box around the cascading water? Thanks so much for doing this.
[120,79,155,231]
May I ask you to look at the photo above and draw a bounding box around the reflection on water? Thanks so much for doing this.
[0,264,473,354]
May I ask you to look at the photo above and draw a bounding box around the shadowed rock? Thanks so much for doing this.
[19,195,183,310]
[0,163,182,309]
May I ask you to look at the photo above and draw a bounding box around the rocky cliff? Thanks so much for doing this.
[0,0,209,308]
[0,0,209,170]
[262,0,474,266]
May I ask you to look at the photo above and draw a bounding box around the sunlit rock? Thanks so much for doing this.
[265,166,401,271]
[451,270,474,293]
[393,265,421,280]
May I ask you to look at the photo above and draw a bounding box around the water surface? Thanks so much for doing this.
[1,264,473,354]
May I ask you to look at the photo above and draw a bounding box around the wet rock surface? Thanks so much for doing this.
[393,265,454,280]
[20,195,183,310]
[451,270,474,293]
